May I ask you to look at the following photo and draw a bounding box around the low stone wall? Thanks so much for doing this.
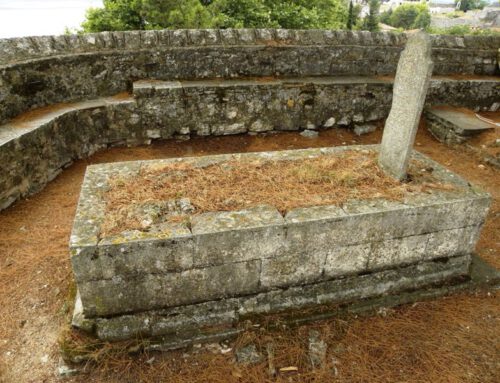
[0,97,137,210]
[0,29,498,125]
[1,76,499,211]
[135,77,500,137]
[69,146,490,342]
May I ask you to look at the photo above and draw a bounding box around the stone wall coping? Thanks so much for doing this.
[0,29,498,66]
[0,95,133,146]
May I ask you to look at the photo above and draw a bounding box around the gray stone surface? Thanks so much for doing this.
[308,330,327,369]
[77,254,473,342]
[191,205,285,267]
[300,130,319,138]
[69,146,490,320]
[0,30,498,126]
[426,106,496,145]
[379,32,434,180]
[0,76,498,212]
[236,344,263,365]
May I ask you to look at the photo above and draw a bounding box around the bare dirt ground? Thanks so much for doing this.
[0,123,498,383]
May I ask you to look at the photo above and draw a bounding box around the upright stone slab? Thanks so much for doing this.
[379,32,434,180]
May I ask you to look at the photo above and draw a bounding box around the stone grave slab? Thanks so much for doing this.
[69,145,490,346]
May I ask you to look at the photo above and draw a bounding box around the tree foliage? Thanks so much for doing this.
[456,0,487,12]
[381,3,431,30]
[81,0,348,32]
[362,0,380,32]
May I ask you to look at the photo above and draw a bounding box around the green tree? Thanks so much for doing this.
[456,0,487,12]
[82,0,144,32]
[141,0,212,29]
[413,8,431,29]
[81,0,348,32]
[379,9,392,25]
[363,0,380,32]
[388,3,429,30]
[347,1,355,30]
[209,0,274,28]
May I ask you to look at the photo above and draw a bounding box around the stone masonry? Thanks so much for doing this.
[70,146,490,343]
[0,29,498,125]
[1,76,498,212]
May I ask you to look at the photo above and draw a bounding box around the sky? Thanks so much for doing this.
[0,0,103,38]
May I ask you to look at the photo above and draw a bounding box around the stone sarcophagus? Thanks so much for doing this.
[69,145,490,345]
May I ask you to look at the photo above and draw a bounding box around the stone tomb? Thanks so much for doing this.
[70,146,490,344]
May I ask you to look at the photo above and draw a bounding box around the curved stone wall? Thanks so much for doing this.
[1,29,499,125]
[1,75,498,211]
[0,29,499,211]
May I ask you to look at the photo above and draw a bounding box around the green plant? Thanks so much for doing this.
[363,0,381,32]
[81,0,348,32]
[387,3,430,30]
[427,25,500,35]
[455,0,487,12]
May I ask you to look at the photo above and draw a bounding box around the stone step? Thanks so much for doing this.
[425,106,498,145]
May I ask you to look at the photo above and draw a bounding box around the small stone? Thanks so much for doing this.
[146,129,161,139]
[300,130,319,138]
[478,164,486,169]
[306,122,316,130]
[308,330,327,369]
[353,113,364,123]
[221,346,232,354]
[353,124,377,136]
[174,134,190,141]
[324,117,336,128]
[226,110,238,119]
[235,344,263,365]
[57,359,80,378]
[178,198,195,214]
[337,116,351,126]
[41,354,49,364]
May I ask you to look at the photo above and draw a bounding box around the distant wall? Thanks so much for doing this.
[0,29,498,125]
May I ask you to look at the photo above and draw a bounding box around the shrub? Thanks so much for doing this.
[388,3,430,30]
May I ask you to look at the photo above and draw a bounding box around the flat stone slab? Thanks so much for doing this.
[69,145,490,340]
[428,106,497,133]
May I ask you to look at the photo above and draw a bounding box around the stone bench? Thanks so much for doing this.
[133,76,500,138]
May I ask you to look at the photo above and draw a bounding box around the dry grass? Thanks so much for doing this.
[102,150,452,236]
[60,292,499,383]
[0,126,498,382]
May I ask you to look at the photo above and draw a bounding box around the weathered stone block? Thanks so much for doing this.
[68,145,490,331]
[80,260,261,317]
[191,206,285,267]
[324,243,371,278]
[368,234,428,271]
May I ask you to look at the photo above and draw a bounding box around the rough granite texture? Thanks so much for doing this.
[69,146,490,332]
[1,76,497,212]
[379,32,434,180]
[1,29,499,212]
[0,29,498,125]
